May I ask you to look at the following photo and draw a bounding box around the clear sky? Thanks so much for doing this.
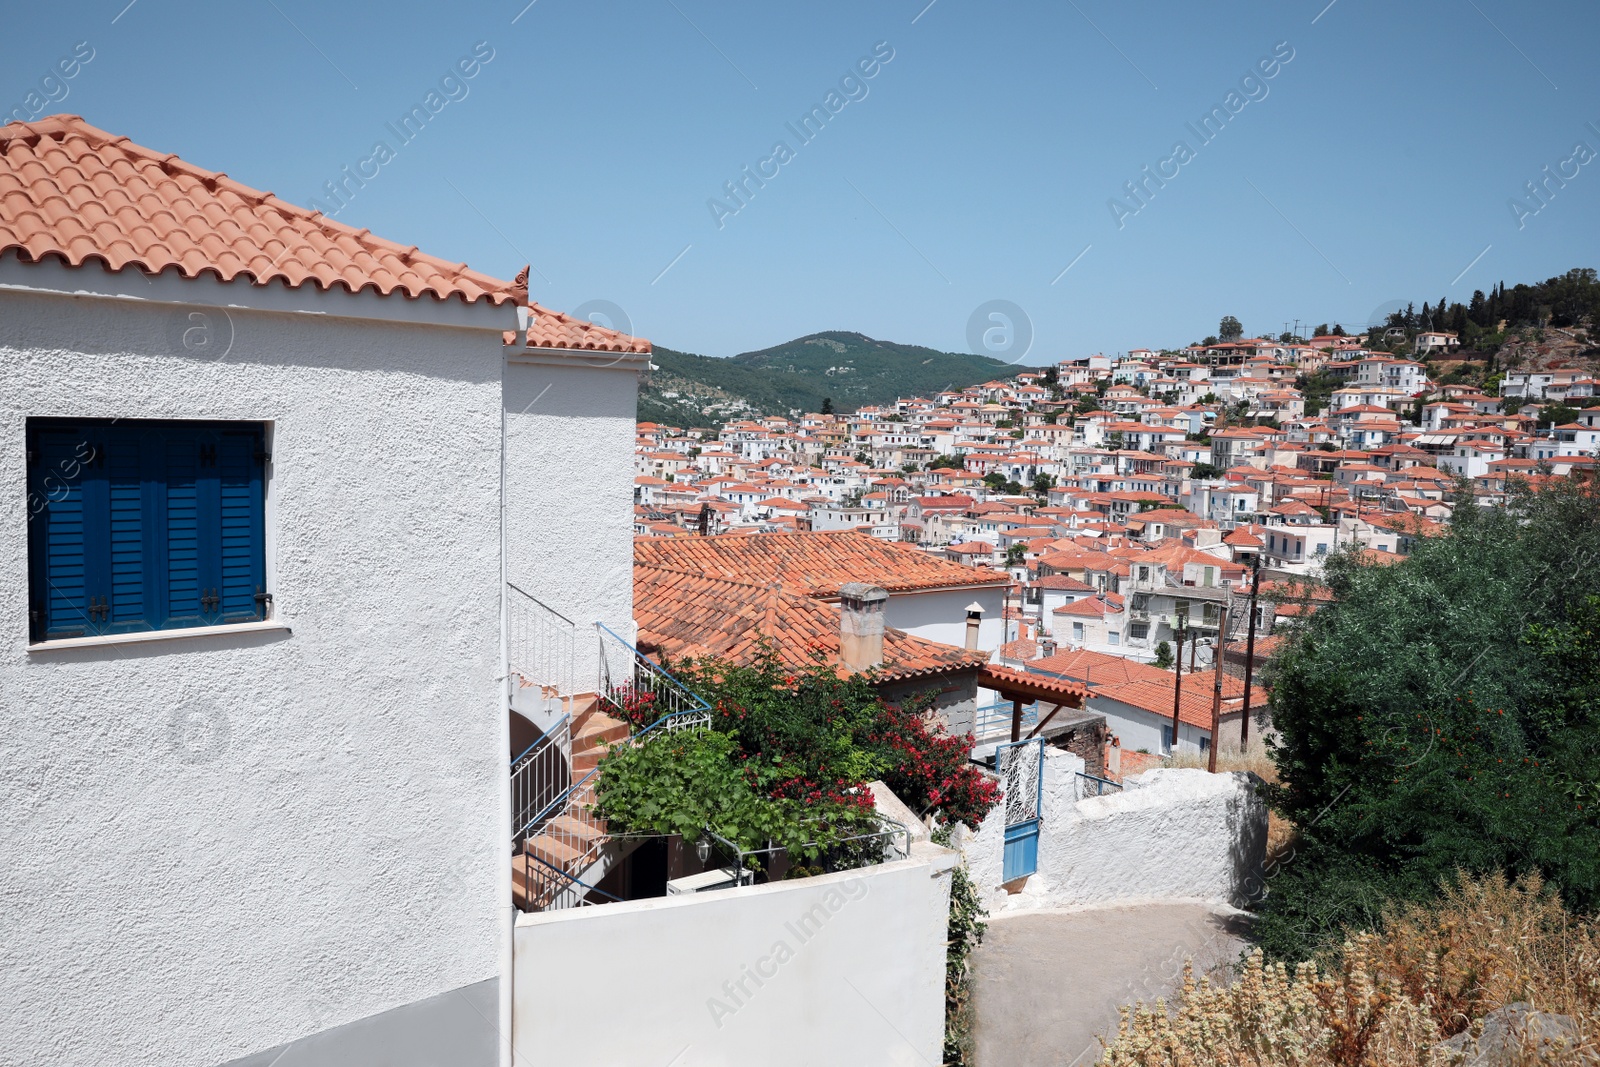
[5,0,1598,364]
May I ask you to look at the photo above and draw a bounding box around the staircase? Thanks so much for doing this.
[511,698,630,911]
[507,615,714,912]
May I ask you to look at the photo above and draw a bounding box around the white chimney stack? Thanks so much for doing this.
[964,602,984,652]
[839,583,889,673]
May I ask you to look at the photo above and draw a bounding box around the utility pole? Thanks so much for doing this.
[1240,554,1261,748]
[1169,605,1187,757]
[1208,605,1229,773]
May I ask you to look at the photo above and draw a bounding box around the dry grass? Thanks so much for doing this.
[1098,871,1600,1066]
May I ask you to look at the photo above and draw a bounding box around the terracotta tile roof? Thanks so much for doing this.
[518,301,651,353]
[1027,648,1170,688]
[635,531,1010,596]
[1089,669,1264,730]
[634,564,985,682]
[980,664,1089,704]
[1,115,523,307]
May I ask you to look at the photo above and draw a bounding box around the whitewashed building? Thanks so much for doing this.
[1,115,644,1067]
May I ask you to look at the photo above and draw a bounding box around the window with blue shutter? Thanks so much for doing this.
[27,419,268,642]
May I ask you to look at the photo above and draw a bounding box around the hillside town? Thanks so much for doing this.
[639,338,1594,600]
[8,103,1600,1067]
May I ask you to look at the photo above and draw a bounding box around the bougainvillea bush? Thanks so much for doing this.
[593,650,1000,867]
[673,651,1000,832]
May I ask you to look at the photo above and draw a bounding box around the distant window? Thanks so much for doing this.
[1162,725,1175,753]
[1130,622,1149,640]
[1072,622,1084,642]
[1199,736,1211,753]
[27,419,268,642]
[1108,631,1120,646]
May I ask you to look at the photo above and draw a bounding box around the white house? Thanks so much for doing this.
[1,115,644,1067]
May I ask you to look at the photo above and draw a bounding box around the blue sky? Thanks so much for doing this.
[5,0,1598,363]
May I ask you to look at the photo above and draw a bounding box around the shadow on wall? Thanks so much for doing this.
[1224,774,1271,910]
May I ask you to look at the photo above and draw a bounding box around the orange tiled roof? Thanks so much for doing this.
[520,301,651,353]
[0,115,523,307]
[634,530,1009,596]
[634,564,985,682]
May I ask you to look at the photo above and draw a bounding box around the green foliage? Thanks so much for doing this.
[1537,402,1581,428]
[1153,641,1174,671]
[672,655,1003,831]
[938,841,988,1066]
[1220,315,1244,340]
[1256,480,1600,961]
[593,729,847,856]
[1188,462,1225,480]
[1295,371,1340,416]
[1005,543,1026,566]
[928,453,966,471]
[1031,473,1055,495]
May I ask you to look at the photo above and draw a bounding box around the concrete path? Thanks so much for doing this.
[970,903,1253,1067]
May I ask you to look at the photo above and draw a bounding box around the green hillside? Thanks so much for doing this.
[638,330,1034,424]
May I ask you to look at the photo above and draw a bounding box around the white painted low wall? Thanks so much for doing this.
[958,750,1266,912]
[513,846,956,1066]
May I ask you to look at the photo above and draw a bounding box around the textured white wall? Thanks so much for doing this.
[887,586,1006,652]
[513,849,955,1066]
[0,281,510,1067]
[959,753,1266,913]
[503,357,639,692]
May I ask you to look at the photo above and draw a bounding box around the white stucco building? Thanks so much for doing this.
[1,115,644,1067]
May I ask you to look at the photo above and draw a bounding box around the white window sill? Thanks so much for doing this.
[26,619,291,652]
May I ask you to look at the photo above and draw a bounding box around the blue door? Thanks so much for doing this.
[996,738,1045,881]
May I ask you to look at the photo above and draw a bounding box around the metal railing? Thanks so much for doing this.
[507,583,576,718]
[510,715,571,852]
[698,814,913,882]
[515,772,607,911]
[513,630,716,912]
[974,700,1038,741]
[1077,771,1123,798]
[596,622,712,734]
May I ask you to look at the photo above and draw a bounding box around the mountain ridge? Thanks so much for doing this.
[637,330,1042,425]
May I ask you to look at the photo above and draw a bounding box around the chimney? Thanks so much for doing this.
[839,583,889,673]
[964,602,984,652]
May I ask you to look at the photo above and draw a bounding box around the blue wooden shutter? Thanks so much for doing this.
[215,429,265,622]
[28,429,94,639]
[105,427,155,632]
[161,431,206,628]
[29,419,267,640]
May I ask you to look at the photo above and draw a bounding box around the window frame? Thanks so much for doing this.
[26,417,272,645]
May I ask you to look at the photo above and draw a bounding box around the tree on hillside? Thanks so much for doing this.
[1257,479,1600,962]
[821,397,834,415]
[1536,403,1580,428]
[1220,316,1244,341]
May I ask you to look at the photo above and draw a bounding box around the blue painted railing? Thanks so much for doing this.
[596,622,712,733]
[974,700,1039,740]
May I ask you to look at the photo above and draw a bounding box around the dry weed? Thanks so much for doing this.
[1098,872,1599,1067]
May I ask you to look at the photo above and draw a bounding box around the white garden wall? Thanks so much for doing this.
[513,847,957,1066]
[958,748,1267,912]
